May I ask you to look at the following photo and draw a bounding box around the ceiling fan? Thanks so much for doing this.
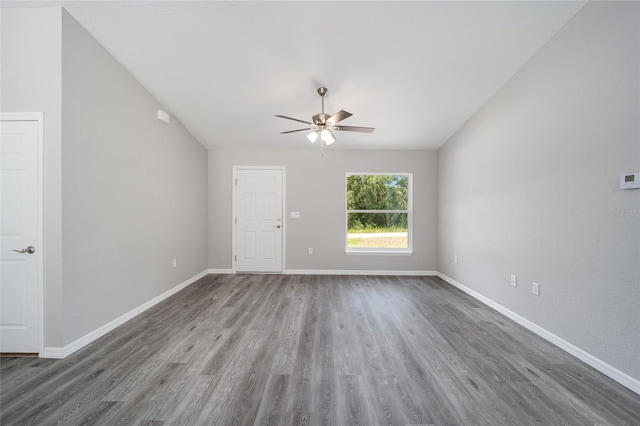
[276,87,375,153]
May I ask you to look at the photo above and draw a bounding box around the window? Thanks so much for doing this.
[346,173,411,253]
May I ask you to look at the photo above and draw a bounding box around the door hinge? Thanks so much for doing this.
[234,217,237,224]
[234,255,237,261]
[234,179,238,186]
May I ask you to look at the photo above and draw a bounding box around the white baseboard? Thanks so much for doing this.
[42,270,208,359]
[207,268,234,274]
[284,269,437,276]
[41,347,65,359]
[437,272,640,396]
[208,269,436,276]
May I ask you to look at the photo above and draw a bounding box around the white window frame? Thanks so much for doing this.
[345,172,412,255]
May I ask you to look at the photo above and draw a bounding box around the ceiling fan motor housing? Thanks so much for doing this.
[312,113,331,126]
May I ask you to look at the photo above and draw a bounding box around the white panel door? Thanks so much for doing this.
[0,119,41,353]
[235,169,283,272]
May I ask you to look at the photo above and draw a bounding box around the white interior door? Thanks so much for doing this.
[235,168,283,272]
[0,117,42,353]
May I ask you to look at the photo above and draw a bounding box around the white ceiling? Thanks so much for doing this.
[6,1,586,151]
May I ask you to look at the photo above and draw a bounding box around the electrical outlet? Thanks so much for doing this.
[510,275,517,287]
[308,248,313,255]
[532,282,540,296]
[454,254,458,264]
[172,259,177,268]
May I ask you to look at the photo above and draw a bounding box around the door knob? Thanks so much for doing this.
[274,225,281,228]
[12,246,36,254]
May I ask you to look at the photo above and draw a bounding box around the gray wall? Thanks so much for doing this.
[2,7,208,348]
[209,149,438,272]
[61,10,208,345]
[438,1,640,380]
[1,7,65,348]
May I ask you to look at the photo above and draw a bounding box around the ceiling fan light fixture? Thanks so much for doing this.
[307,131,319,143]
[321,128,335,145]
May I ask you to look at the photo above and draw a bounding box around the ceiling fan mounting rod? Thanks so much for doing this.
[313,87,329,127]
[318,86,327,115]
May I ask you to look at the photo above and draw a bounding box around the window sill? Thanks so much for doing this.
[345,250,413,256]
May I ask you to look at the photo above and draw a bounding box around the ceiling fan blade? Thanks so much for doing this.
[326,110,353,125]
[280,128,312,134]
[334,125,375,133]
[275,115,312,125]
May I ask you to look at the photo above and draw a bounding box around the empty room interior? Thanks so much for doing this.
[1,1,639,425]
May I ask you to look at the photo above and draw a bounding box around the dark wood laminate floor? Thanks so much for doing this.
[1,274,639,425]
